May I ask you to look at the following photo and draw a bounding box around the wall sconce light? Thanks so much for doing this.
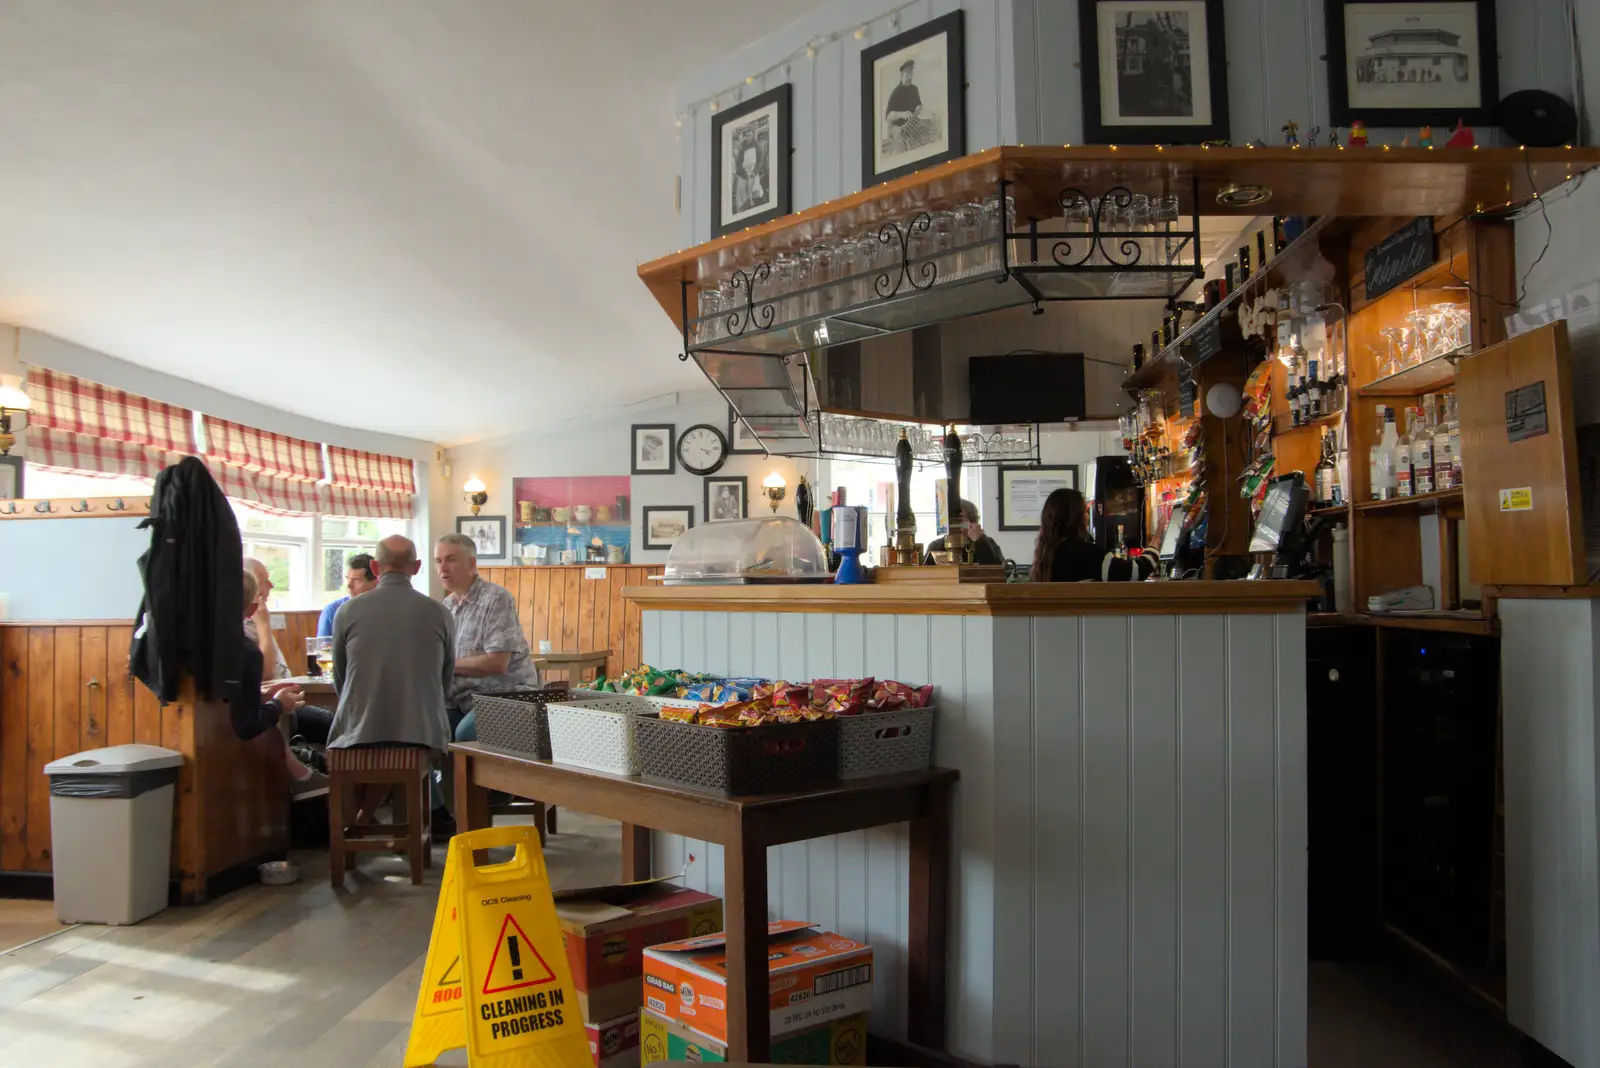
[761,471,787,513]
[0,384,30,456]
[462,475,488,515]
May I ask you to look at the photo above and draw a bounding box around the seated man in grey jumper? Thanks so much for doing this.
[327,534,455,827]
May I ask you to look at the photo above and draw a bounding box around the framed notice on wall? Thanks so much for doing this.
[998,464,1078,530]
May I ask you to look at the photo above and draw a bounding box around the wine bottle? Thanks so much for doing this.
[1394,410,1414,498]
[1315,429,1337,508]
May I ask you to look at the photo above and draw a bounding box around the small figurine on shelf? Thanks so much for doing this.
[1282,120,1300,147]
[1417,124,1434,148]
[1400,133,1412,147]
[1445,119,1476,148]
[1306,125,1321,147]
[1348,120,1368,147]
[1327,127,1342,148]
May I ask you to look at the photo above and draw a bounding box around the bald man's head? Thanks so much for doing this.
[243,557,273,604]
[373,535,420,577]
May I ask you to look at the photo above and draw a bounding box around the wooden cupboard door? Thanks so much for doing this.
[1457,320,1584,586]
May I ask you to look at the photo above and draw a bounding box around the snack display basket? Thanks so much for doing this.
[546,695,697,776]
[472,687,606,761]
[634,714,839,795]
[837,706,936,779]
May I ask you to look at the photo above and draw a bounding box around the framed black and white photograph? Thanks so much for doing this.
[1326,1,1498,126]
[1078,0,1229,145]
[641,505,694,551]
[711,84,791,238]
[860,11,965,186]
[703,475,748,522]
[456,515,507,561]
[0,455,21,499]
[727,408,765,454]
[631,423,676,475]
[998,464,1079,530]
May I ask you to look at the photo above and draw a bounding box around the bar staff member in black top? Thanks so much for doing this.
[1030,488,1153,582]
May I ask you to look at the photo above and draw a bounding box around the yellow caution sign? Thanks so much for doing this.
[403,826,589,1067]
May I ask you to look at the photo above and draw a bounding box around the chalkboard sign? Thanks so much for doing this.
[1178,366,1197,418]
[1191,316,1223,364]
[1364,217,1437,300]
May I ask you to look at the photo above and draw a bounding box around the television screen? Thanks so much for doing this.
[968,353,1086,425]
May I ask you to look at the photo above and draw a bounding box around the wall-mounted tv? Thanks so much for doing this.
[967,352,1086,425]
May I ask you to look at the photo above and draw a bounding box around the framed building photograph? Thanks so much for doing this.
[711,84,791,238]
[631,423,676,475]
[0,455,21,499]
[860,11,965,186]
[704,475,748,522]
[641,505,694,551]
[456,515,507,561]
[1078,0,1229,145]
[997,464,1079,530]
[1325,0,1498,126]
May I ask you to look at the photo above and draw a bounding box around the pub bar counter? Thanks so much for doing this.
[623,579,1313,1067]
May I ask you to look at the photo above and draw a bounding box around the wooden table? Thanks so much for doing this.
[282,674,335,698]
[532,649,610,683]
[450,742,955,1062]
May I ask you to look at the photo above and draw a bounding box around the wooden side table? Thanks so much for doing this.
[451,742,955,1063]
[532,648,611,683]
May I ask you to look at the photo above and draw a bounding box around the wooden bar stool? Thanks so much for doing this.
[326,746,433,887]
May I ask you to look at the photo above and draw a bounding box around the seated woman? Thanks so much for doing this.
[1029,488,1155,582]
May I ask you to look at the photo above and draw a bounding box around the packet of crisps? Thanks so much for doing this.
[868,680,935,712]
[678,682,721,702]
[771,683,810,710]
[811,677,875,716]
[658,705,699,724]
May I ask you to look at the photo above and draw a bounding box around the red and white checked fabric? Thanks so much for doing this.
[204,417,323,482]
[205,459,326,516]
[327,446,414,494]
[23,369,195,477]
[323,484,413,521]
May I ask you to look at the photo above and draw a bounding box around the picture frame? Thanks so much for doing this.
[641,505,695,551]
[631,424,676,475]
[711,84,792,238]
[0,455,21,499]
[703,475,748,523]
[727,408,765,455]
[860,11,966,186]
[997,464,1079,531]
[1325,0,1498,127]
[1078,0,1230,145]
[456,515,508,562]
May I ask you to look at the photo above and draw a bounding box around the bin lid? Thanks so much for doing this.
[44,744,184,776]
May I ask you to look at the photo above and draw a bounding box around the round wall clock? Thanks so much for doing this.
[676,423,729,476]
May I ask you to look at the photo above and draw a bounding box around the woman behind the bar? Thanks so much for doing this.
[1030,487,1153,582]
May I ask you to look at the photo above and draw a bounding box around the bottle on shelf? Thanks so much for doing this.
[1288,361,1304,427]
[1377,405,1400,500]
[1433,393,1455,490]
[1446,392,1463,488]
[1394,409,1415,498]
[1315,428,1337,509]
[1414,397,1437,495]
[1130,342,1145,375]
[1334,425,1348,506]
[1305,348,1323,420]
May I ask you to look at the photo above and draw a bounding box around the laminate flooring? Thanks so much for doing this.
[0,814,1538,1067]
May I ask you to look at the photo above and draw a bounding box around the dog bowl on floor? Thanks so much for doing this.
[258,860,300,886]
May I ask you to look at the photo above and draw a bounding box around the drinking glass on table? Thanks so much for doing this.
[305,636,333,677]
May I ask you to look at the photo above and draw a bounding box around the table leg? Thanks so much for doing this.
[453,750,491,864]
[620,823,651,882]
[908,778,953,1050]
[722,829,770,1063]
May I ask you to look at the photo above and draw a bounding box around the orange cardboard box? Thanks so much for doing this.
[554,876,722,1024]
[641,921,874,1046]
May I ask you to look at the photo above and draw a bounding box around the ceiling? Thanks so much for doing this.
[0,1,821,447]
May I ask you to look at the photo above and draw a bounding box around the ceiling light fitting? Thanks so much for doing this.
[1215,183,1273,207]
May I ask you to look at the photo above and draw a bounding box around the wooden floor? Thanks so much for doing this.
[0,899,70,957]
[0,813,620,1068]
[0,816,1533,1067]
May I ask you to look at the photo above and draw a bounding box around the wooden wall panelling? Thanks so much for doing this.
[0,627,29,871]
[271,610,322,674]
[482,566,663,679]
[25,629,52,871]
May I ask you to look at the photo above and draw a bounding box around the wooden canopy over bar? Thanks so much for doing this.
[623,579,1320,615]
[636,145,1600,329]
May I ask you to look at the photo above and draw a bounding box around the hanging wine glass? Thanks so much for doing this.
[1377,327,1404,378]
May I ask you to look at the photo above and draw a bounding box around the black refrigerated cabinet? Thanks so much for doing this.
[1090,455,1144,554]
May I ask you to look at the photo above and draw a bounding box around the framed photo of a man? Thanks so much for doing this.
[703,475,747,522]
[711,84,791,238]
[1325,1,1498,126]
[1078,0,1230,145]
[631,424,676,475]
[860,12,965,186]
[456,515,507,562]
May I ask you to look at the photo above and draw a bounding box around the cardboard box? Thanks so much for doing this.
[585,1011,641,1068]
[555,876,723,1024]
[641,921,873,1046]
[639,1006,868,1065]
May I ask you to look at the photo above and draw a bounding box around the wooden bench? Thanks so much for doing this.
[326,746,433,887]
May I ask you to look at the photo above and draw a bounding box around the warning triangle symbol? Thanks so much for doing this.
[434,955,460,988]
[481,914,557,995]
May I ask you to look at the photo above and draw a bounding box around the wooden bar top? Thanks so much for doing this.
[623,580,1320,616]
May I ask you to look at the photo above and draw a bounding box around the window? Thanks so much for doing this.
[824,458,976,558]
[232,501,409,609]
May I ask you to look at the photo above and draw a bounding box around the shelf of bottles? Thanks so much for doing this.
[1367,391,1462,504]
[1121,390,1194,487]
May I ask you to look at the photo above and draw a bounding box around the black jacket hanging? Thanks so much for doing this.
[130,456,243,703]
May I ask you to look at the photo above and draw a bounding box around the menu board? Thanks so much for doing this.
[998,464,1079,530]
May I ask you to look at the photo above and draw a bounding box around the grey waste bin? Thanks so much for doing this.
[44,744,184,925]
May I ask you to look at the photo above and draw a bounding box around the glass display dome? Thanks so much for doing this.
[662,516,832,584]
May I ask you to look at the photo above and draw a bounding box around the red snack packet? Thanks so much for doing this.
[868,680,934,712]
[811,677,874,716]
[771,683,810,710]
[659,705,699,723]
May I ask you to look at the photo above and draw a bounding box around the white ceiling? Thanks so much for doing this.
[0,1,821,447]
